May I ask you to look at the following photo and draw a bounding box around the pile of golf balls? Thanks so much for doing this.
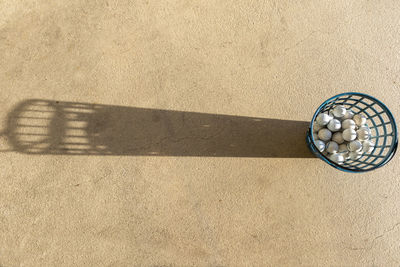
[313,105,375,164]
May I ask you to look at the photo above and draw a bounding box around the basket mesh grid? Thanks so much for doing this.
[309,93,397,172]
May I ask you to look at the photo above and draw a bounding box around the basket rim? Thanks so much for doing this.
[309,92,398,173]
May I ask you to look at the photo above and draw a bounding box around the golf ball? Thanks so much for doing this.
[343,110,355,120]
[342,128,357,141]
[347,140,363,152]
[341,119,356,130]
[332,132,344,144]
[316,113,332,126]
[314,140,326,152]
[318,128,332,142]
[327,119,341,132]
[354,114,367,127]
[313,123,323,133]
[349,151,362,160]
[357,128,371,141]
[362,140,375,153]
[338,143,348,153]
[329,153,345,164]
[333,105,347,118]
[326,141,339,153]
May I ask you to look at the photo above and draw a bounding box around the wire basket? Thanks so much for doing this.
[306,92,398,172]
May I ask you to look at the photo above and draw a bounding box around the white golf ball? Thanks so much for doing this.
[332,132,344,144]
[359,125,371,134]
[328,110,337,120]
[353,114,367,127]
[362,140,375,153]
[333,105,347,118]
[338,143,348,153]
[342,128,357,141]
[343,110,355,120]
[347,140,363,152]
[318,128,332,142]
[327,119,341,132]
[341,119,356,130]
[314,140,325,152]
[342,151,350,160]
[329,153,345,164]
[326,141,339,154]
[316,113,333,126]
[357,128,371,141]
[349,151,362,160]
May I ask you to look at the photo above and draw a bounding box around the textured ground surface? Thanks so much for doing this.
[1,1,400,266]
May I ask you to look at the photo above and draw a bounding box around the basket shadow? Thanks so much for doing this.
[4,99,313,158]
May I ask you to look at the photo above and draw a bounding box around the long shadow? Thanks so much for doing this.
[1,99,313,158]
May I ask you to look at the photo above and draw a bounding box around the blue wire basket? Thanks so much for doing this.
[306,92,398,172]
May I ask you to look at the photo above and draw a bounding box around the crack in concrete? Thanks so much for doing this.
[122,126,228,154]
[283,12,365,54]
[346,222,400,251]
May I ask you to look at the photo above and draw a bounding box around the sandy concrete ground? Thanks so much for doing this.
[1,1,400,266]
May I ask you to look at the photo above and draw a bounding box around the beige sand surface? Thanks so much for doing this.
[1,1,400,266]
